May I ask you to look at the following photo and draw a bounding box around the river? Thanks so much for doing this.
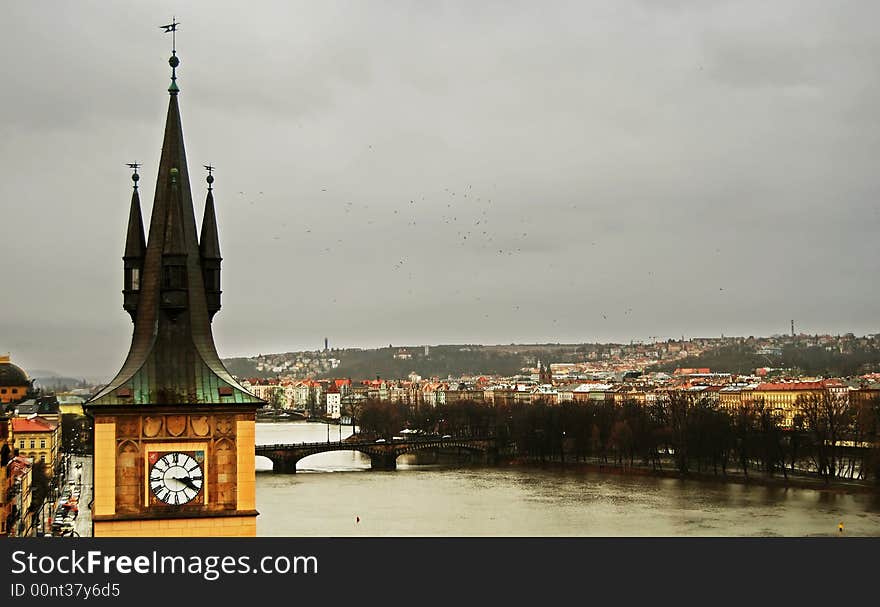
[255,421,880,536]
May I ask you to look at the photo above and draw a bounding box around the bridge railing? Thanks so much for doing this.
[256,436,493,450]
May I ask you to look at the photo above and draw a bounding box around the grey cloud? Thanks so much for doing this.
[2,1,879,377]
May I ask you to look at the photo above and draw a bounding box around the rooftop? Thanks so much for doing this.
[11,416,57,433]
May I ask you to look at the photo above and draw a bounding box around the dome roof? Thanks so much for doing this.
[0,356,30,387]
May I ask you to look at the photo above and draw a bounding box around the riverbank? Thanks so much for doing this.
[502,456,880,495]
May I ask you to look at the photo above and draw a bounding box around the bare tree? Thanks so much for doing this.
[797,391,853,483]
[344,398,364,436]
[667,391,694,474]
[733,403,756,479]
[851,394,879,481]
[754,400,787,480]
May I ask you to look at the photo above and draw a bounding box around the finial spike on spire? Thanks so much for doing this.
[126,162,141,190]
[161,17,181,94]
[204,164,215,191]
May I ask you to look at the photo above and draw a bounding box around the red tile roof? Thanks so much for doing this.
[11,416,56,433]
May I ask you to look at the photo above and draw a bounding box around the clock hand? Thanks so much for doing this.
[175,475,200,491]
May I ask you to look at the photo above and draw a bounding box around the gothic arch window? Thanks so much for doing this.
[116,441,141,512]
[214,438,237,507]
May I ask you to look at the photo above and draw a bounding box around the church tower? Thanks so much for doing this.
[538,361,552,385]
[85,28,264,537]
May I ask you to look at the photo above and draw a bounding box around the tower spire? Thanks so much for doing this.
[88,34,260,407]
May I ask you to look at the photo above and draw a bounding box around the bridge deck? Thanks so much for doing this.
[256,437,494,451]
[255,436,497,473]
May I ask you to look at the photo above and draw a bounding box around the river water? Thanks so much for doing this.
[255,421,880,536]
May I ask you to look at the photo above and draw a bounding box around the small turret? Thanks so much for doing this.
[199,166,222,320]
[123,165,146,321]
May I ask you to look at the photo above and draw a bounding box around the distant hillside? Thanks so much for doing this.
[223,357,262,378]
[648,344,880,376]
[322,345,527,380]
[222,343,596,381]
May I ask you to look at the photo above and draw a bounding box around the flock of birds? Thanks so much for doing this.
[226,147,729,326]
[236,178,533,262]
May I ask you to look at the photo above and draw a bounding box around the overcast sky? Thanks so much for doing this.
[2,1,879,378]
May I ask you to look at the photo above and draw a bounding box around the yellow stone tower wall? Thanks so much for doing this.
[92,413,257,537]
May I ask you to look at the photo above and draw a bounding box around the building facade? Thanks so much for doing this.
[750,381,829,426]
[4,455,33,537]
[10,416,60,476]
[326,391,341,419]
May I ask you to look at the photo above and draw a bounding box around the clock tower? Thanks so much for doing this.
[85,34,264,537]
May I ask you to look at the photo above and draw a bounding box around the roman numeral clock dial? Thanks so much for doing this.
[149,452,204,505]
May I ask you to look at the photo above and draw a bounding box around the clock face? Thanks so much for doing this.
[149,451,204,505]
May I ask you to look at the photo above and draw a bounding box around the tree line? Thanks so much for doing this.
[352,392,880,485]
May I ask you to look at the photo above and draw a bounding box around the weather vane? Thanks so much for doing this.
[204,164,215,191]
[127,162,141,189]
[160,17,181,93]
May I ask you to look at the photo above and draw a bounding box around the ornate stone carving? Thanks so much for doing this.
[116,417,140,438]
[215,415,234,436]
[191,415,210,437]
[166,415,187,437]
[143,416,163,438]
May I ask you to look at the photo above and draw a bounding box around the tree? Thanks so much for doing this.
[344,398,365,436]
[648,398,673,470]
[667,391,695,474]
[851,395,879,481]
[754,400,787,479]
[358,399,407,439]
[733,403,757,479]
[787,413,805,475]
[269,387,287,411]
[610,420,634,466]
[797,391,853,483]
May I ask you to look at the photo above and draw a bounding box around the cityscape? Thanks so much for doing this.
[235,331,880,421]
[3,327,880,536]
[2,3,880,542]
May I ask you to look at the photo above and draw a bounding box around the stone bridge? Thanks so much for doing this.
[255,436,498,473]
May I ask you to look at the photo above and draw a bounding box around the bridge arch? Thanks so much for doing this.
[295,449,371,472]
[255,454,274,472]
